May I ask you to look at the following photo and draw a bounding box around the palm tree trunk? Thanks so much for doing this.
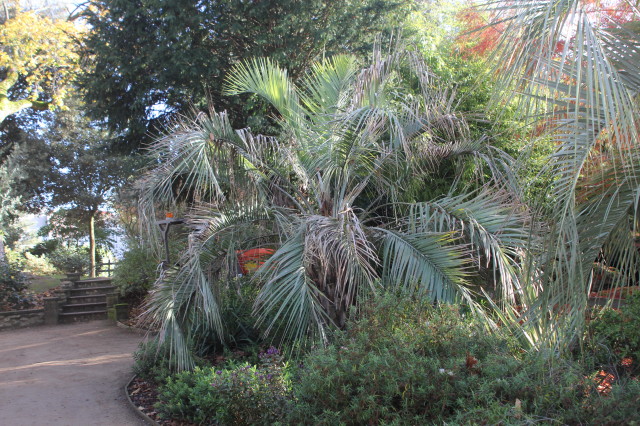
[89,211,96,277]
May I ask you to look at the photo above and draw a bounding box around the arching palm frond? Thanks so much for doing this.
[139,255,224,371]
[376,228,470,302]
[299,55,358,117]
[407,189,532,305]
[137,110,267,246]
[255,210,380,338]
[140,202,279,369]
[485,0,640,350]
[253,227,329,346]
[224,57,303,125]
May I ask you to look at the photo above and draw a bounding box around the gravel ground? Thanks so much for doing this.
[0,320,149,425]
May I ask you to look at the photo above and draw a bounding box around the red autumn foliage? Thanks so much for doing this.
[582,0,637,27]
[465,352,479,374]
[595,370,616,395]
[455,6,503,58]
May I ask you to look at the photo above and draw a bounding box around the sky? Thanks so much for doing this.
[19,0,80,17]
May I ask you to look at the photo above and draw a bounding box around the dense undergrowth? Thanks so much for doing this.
[0,261,35,311]
[135,293,640,425]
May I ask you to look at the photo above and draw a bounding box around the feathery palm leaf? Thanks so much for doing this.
[484,0,640,350]
[407,189,532,304]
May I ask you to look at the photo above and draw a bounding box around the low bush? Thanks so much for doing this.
[287,294,639,425]
[0,261,35,311]
[144,293,640,424]
[21,252,57,276]
[132,339,176,385]
[588,292,640,375]
[48,246,90,273]
[156,347,292,425]
[112,244,159,298]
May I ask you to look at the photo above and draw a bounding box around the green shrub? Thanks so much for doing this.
[286,294,602,425]
[112,244,158,298]
[583,377,640,424]
[21,252,57,275]
[156,347,292,425]
[132,339,174,385]
[26,239,60,258]
[589,292,640,374]
[48,246,90,273]
[148,294,640,424]
[0,261,34,311]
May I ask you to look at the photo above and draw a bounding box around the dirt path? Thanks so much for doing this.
[0,321,149,425]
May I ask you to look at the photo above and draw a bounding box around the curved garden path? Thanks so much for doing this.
[0,320,148,425]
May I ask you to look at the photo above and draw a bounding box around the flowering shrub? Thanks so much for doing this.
[156,347,292,425]
[0,261,34,311]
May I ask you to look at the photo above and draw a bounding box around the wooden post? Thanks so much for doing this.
[89,212,96,278]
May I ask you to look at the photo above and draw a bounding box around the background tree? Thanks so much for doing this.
[37,208,116,251]
[0,3,83,123]
[0,110,57,210]
[44,105,132,276]
[78,0,415,150]
[0,153,20,260]
[0,1,85,259]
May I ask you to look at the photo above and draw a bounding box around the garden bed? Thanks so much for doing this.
[127,376,193,426]
[589,285,639,300]
[126,296,640,425]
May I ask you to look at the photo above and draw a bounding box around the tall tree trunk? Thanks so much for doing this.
[0,234,5,263]
[89,211,96,277]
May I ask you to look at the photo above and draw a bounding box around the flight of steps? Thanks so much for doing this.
[59,277,116,323]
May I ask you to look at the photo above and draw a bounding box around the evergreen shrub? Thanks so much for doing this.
[156,347,291,425]
[0,261,34,310]
[112,244,158,298]
[287,294,632,425]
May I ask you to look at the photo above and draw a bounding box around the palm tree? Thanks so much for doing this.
[483,0,640,352]
[137,50,530,369]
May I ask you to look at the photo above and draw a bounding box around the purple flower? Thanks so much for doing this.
[216,370,222,375]
[267,374,273,380]
[267,346,279,355]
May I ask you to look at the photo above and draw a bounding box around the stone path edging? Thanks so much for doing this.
[125,376,159,426]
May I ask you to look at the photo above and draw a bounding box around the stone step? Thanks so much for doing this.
[74,277,113,288]
[65,295,107,305]
[59,310,108,323]
[68,286,116,296]
[62,302,107,313]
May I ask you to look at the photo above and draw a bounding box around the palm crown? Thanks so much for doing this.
[138,49,531,369]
